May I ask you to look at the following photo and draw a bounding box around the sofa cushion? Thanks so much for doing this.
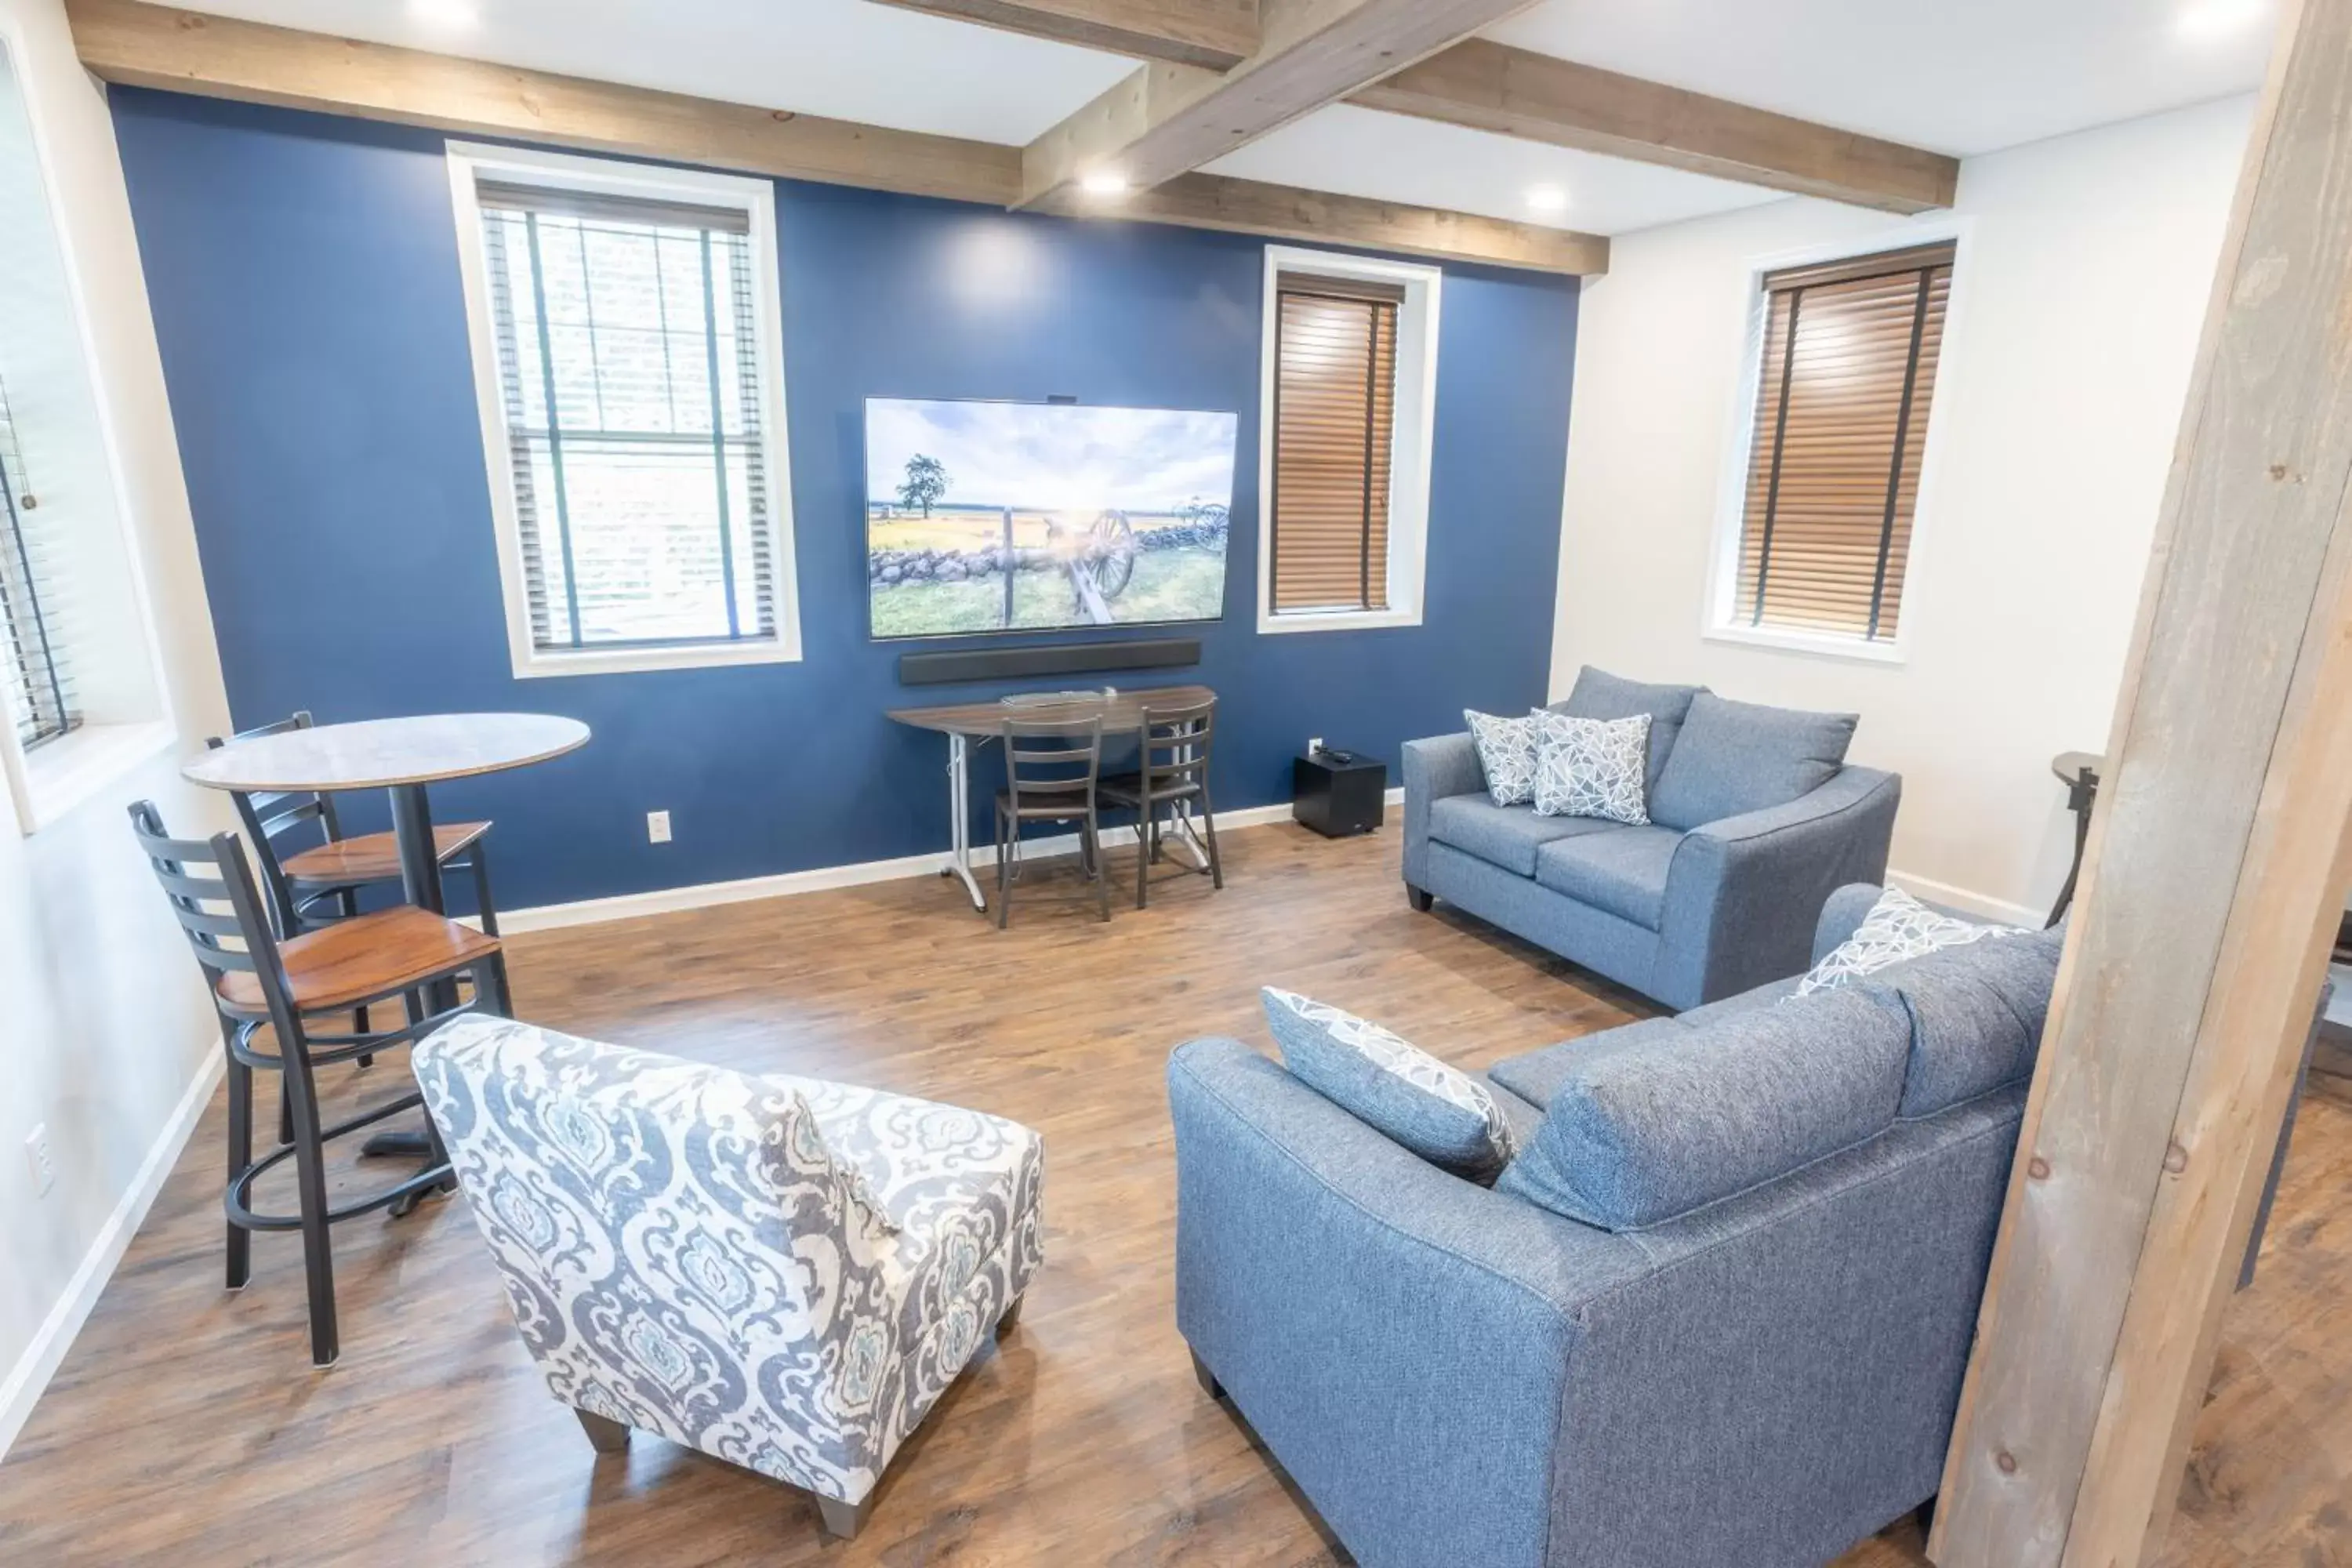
[1551,666,1703,795]
[1496,986,1911,1231]
[1429,794,1613,877]
[1650,692,1859,831]
[1486,1015,1692,1110]
[1875,925,2066,1118]
[1534,825,1686,930]
[1529,710,1651,825]
[1261,988,1519,1183]
[1794,885,2021,997]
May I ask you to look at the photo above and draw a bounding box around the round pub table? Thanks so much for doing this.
[184,713,590,1154]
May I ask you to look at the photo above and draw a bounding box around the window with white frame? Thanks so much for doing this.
[1257,246,1439,633]
[0,372,74,751]
[448,145,799,676]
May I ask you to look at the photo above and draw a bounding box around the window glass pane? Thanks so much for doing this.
[0,373,74,749]
[480,190,774,652]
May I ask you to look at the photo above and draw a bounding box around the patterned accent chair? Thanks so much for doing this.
[412,1017,1044,1541]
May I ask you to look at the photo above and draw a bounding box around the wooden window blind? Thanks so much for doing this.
[1735,241,1955,642]
[477,182,777,652]
[0,372,74,751]
[1271,274,1403,614]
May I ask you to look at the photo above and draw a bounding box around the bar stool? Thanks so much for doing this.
[208,711,499,939]
[1098,696,1222,908]
[130,800,511,1367]
[993,714,1111,927]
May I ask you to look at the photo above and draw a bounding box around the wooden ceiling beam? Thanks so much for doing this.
[864,0,1261,71]
[1018,0,1540,209]
[67,0,1602,274]
[1352,39,1958,215]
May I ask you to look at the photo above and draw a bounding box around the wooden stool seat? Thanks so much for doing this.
[215,906,501,1017]
[281,821,489,888]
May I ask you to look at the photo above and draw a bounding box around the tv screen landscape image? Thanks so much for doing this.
[865,397,1238,640]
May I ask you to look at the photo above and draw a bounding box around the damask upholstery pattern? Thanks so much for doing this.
[1465,710,1540,807]
[1791,885,2019,998]
[1528,710,1652,825]
[412,1017,1043,1506]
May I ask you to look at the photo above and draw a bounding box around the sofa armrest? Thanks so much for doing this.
[1169,1037,1644,1568]
[1402,732,1484,890]
[1813,883,1887,965]
[1652,767,1901,1008]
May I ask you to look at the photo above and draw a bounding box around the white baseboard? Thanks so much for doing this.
[0,1046,223,1463]
[1887,868,2046,928]
[490,788,1407,935]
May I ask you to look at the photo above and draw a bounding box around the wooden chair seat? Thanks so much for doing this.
[215,906,501,1017]
[281,822,490,888]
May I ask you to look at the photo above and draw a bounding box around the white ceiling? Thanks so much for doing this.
[170,0,2278,235]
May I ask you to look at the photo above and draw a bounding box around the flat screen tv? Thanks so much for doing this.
[865,397,1238,640]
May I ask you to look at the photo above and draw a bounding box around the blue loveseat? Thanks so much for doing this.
[1170,887,2053,1568]
[1403,669,1900,1010]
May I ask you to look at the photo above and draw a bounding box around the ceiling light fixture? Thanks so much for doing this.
[2175,0,2267,40]
[1525,184,1570,215]
[409,0,481,31]
[1080,170,1131,198]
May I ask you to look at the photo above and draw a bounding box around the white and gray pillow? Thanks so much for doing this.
[1465,710,1540,807]
[1791,886,2021,999]
[1528,710,1650,825]
[1261,987,1518,1184]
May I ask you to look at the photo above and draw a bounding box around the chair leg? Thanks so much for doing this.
[343,891,375,1069]
[1406,885,1434,913]
[470,844,500,938]
[223,1028,252,1291]
[1134,805,1152,909]
[815,1494,874,1542]
[1200,786,1224,891]
[281,1061,339,1368]
[998,1294,1024,1337]
[277,1073,296,1148]
[574,1408,630,1454]
[995,808,1013,931]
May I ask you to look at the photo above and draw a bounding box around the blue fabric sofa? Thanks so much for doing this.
[1169,887,2050,1568]
[1403,670,1900,1010]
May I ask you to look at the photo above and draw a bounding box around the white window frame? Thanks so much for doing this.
[1255,245,1440,635]
[1700,216,1974,668]
[445,141,801,679]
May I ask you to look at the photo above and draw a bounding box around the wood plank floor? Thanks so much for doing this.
[1,821,2345,1565]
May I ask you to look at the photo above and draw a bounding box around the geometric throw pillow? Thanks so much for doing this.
[1465,709,1539,808]
[1261,986,1519,1185]
[1791,885,2022,999]
[1528,710,1650,825]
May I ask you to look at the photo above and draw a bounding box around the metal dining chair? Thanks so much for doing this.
[1098,696,1222,909]
[129,800,510,1367]
[993,714,1111,927]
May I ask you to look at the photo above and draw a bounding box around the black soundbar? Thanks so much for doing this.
[897,637,1202,687]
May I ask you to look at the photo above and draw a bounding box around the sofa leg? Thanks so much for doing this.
[573,1409,630,1454]
[815,1493,874,1541]
[1406,884,1433,913]
[1190,1349,1224,1401]
[998,1294,1023,1338]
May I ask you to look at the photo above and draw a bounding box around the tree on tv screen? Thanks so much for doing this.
[898,454,949,517]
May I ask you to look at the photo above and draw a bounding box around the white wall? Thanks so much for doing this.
[0,0,234,1456]
[1550,96,2256,921]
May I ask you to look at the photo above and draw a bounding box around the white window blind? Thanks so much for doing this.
[0,372,74,750]
[476,182,778,652]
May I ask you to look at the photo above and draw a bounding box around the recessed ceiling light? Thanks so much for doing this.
[1526,184,1570,215]
[409,0,480,31]
[2175,0,2266,40]
[1080,170,1131,198]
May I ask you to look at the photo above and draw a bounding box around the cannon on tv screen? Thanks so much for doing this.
[864,397,1238,640]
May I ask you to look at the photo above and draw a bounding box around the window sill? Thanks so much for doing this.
[1256,606,1424,637]
[1702,622,1907,666]
[510,635,803,679]
[10,718,177,834]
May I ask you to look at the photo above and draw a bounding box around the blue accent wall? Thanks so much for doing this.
[113,89,1577,912]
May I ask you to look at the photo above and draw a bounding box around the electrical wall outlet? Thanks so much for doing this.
[25,1123,55,1198]
[647,810,673,844]
[1308,735,1323,757]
